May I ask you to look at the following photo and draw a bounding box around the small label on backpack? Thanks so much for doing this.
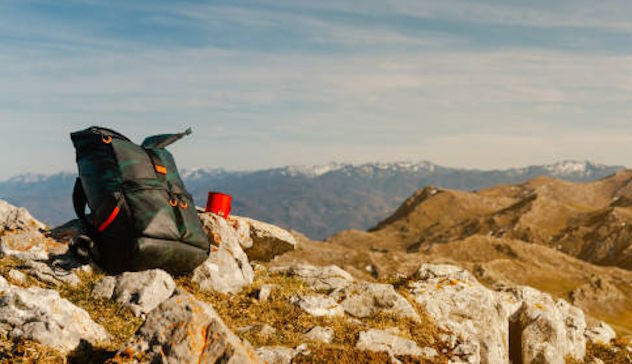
[155,165,167,174]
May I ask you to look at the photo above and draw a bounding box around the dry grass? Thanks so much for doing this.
[176,269,449,363]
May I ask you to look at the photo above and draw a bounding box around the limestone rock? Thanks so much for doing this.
[92,269,176,317]
[356,328,424,358]
[499,285,587,363]
[91,276,116,299]
[237,324,277,339]
[257,284,275,302]
[411,264,509,364]
[0,284,109,352]
[228,215,297,261]
[304,326,334,344]
[255,346,296,364]
[113,293,261,363]
[194,213,255,294]
[7,269,26,284]
[291,294,344,317]
[0,231,67,261]
[22,260,80,287]
[340,282,420,322]
[585,322,616,345]
[0,200,45,233]
[271,264,354,291]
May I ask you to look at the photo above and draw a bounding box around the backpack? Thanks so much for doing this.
[70,126,209,274]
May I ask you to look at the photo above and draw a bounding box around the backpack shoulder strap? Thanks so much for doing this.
[141,128,192,149]
[72,177,89,223]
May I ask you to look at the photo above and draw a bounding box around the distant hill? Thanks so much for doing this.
[0,161,623,239]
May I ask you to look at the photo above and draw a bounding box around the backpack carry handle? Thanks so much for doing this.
[141,127,192,149]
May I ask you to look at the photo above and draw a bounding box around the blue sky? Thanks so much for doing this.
[1,0,632,179]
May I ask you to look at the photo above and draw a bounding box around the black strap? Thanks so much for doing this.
[72,177,89,223]
[71,177,101,263]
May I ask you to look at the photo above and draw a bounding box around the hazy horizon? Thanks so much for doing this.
[2,1,632,179]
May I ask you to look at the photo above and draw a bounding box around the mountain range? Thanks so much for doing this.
[0,160,624,239]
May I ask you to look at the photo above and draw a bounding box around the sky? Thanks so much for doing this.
[1,0,632,179]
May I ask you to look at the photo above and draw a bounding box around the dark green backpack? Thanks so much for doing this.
[70,126,209,274]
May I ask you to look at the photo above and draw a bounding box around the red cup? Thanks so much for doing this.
[205,192,232,218]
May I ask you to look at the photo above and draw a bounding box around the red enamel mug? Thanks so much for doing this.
[205,192,232,218]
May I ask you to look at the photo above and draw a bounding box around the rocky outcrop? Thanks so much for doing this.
[228,215,297,261]
[194,213,255,294]
[113,293,261,363]
[0,200,45,233]
[500,285,587,363]
[91,269,176,317]
[271,264,354,291]
[411,264,509,364]
[339,282,420,322]
[0,279,109,352]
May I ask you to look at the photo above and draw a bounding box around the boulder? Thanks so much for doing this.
[0,231,68,261]
[271,264,354,291]
[304,326,334,344]
[113,293,261,363]
[500,285,587,363]
[227,215,297,261]
[0,284,109,352]
[291,294,344,317]
[340,283,420,322]
[194,214,255,294]
[356,328,429,358]
[91,269,176,317]
[585,322,616,345]
[0,200,45,233]
[410,264,509,364]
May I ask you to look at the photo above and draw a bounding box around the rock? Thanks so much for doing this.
[93,269,176,317]
[0,285,109,352]
[113,293,261,363]
[7,269,26,284]
[0,231,68,261]
[255,346,296,364]
[257,284,275,302]
[340,282,420,322]
[194,214,255,294]
[91,276,116,299]
[0,276,8,290]
[411,264,509,364]
[500,285,587,363]
[0,200,45,233]
[356,328,424,358]
[304,326,334,344]
[585,322,616,345]
[22,260,80,287]
[271,264,354,291]
[228,215,297,261]
[237,324,277,338]
[291,294,344,317]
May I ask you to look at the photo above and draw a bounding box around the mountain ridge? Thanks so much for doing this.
[0,160,624,239]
